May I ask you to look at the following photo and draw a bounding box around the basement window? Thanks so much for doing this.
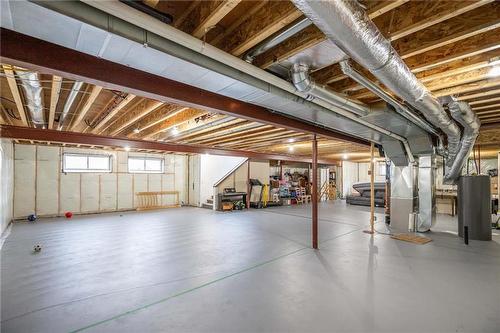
[63,153,112,173]
[128,157,164,173]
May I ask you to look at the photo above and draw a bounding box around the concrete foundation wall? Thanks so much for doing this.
[12,144,188,219]
[0,139,14,234]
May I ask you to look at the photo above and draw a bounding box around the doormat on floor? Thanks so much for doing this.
[391,233,432,244]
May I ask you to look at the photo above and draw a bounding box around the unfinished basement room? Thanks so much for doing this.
[0,1,499,332]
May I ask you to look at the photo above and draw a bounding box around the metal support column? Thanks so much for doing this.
[246,160,251,209]
[370,143,375,234]
[312,134,318,249]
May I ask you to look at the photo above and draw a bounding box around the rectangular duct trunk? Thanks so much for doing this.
[417,155,436,232]
[390,163,417,231]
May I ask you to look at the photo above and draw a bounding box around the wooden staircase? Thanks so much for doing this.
[202,196,214,209]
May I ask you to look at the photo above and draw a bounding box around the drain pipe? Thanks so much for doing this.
[58,81,83,130]
[16,71,44,127]
[339,60,445,152]
[244,17,312,63]
[444,100,481,183]
[291,0,463,176]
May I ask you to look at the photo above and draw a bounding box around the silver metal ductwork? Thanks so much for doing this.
[291,63,369,117]
[339,61,441,140]
[244,17,312,63]
[445,100,481,183]
[58,81,83,130]
[291,0,471,181]
[16,71,44,127]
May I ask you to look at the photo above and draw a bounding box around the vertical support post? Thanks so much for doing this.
[478,144,481,174]
[370,143,375,234]
[312,134,318,249]
[246,159,250,209]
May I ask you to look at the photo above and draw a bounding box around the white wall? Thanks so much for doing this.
[0,139,14,234]
[249,160,270,185]
[199,154,246,206]
[342,161,385,197]
[12,144,188,218]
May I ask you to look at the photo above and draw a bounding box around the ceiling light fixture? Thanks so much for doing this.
[133,128,140,134]
[124,146,131,152]
[171,126,179,135]
[343,153,348,160]
[288,146,294,152]
[288,138,295,143]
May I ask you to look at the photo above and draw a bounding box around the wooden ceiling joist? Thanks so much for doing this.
[70,85,102,131]
[253,0,408,68]
[434,79,500,97]
[166,117,241,141]
[221,1,302,56]
[108,99,164,136]
[186,122,266,144]
[141,108,204,140]
[313,26,500,87]
[128,106,188,137]
[173,0,200,28]
[373,0,494,42]
[2,65,29,127]
[459,88,500,101]
[191,0,241,39]
[194,126,280,146]
[473,103,500,111]
[226,131,300,149]
[48,75,62,130]
[392,3,500,60]
[352,66,497,100]
[0,103,12,125]
[210,0,269,46]
[470,96,500,107]
[91,94,136,134]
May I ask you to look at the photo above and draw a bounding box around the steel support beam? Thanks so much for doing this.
[0,125,338,165]
[312,134,318,249]
[0,28,369,147]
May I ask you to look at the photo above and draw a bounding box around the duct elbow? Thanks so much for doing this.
[290,63,313,93]
[443,101,481,183]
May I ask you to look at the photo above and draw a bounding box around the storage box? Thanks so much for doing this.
[222,202,233,211]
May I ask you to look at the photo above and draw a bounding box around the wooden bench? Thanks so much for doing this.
[135,191,180,211]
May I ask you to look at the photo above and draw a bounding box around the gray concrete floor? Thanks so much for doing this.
[1,201,499,332]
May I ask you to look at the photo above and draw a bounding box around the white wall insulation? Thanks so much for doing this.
[0,139,14,234]
[12,144,188,218]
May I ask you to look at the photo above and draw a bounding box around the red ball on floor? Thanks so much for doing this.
[65,212,73,219]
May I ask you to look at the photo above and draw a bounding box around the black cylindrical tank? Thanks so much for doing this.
[457,175,491,241]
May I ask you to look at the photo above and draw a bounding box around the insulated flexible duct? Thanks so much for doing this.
[16,71,44,127]
[445,100,481,183]
[291,0,467,180]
